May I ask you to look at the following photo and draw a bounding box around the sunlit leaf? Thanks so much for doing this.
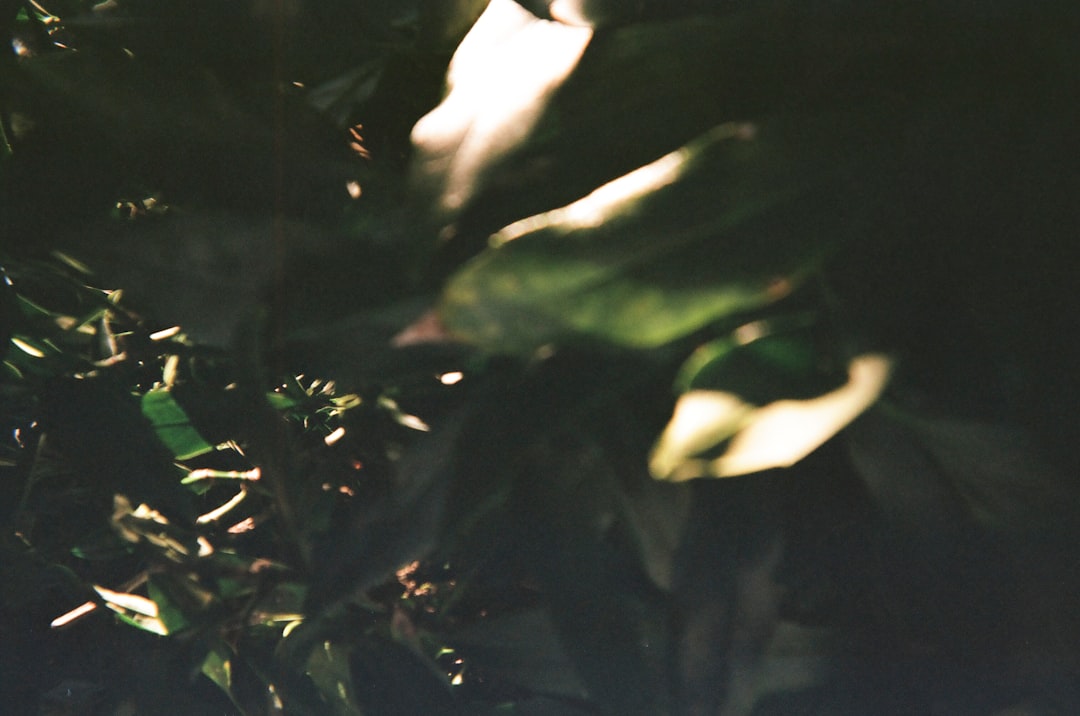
[111,494,207,563]
[141,388,216,460]
[95,587,158,617]
[652,354,892,480]
[200,644,233,697]
[147,577,193,635]
[438,114,867,353]
[11,335,50,358]
[114,610,169,636]
[95,584,170,635]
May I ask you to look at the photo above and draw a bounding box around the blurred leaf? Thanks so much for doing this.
[674,316,821,396]
[200,644,234,701]
[111,494,204,563]
[652,353,892,480]
[612,472,690,591]
[0,267,16,354]
[516,430,668,716]
[306,641,364,716]
[408,7,818,255]
[147,572,221,634]
[438,114,871,353]
[146,575,193,635]
[95,583,169,635]
[9,334,53,358]
[848,406,1080,532]
[141,388,216,461]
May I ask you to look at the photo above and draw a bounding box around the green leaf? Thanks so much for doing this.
[676,320,831,402]
[651,353,892,480]
[141,388,216,460]
[200,644,234,698]
[437,114,866,353]
[306,641,364,716]
[95,584,170,636]
[147,576,194,635]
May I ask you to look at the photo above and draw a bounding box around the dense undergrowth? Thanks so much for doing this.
[2,1,1080,714]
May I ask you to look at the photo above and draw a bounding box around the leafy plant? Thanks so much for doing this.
[3,1,1080,715]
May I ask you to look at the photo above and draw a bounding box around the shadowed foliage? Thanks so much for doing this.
[2,1,1080,714]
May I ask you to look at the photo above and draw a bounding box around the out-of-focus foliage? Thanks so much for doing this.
[3,1,1080,715]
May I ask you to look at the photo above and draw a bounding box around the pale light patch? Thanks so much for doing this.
[345,181,362,199]
[649,391,753,480]
[548,0,588,24]
[652,354,893,480]
[92,353,126,369]
[182,467,261,484]
[50,600,97,628]
[227,517,256,534]
[150,326,182,341]
[95,584,170,635]
[490,121,757,246]
[51,250,93,275]
[162,353,179,387]
[438,371,464,385]
[378,395,431,432]
[712,354,892,477]
[11,337,45,358]
[323,426,346,446]
[492,150,686,246]
[94,585,158,616]
[410,0,592,214]
[196,489,248,524]
[733,320,769,345]
[130,502,170,524]
[268,684,284,710]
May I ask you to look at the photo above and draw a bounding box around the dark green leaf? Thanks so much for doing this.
[438,113,875,353]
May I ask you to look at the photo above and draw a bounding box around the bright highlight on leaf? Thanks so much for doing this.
[181,467,261,484]
[651,354,893,480]
[149,325,182,341]
[11,336,46,358]
[437,116,829,353]
[94,585,169,636]
[410,0,592,216]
